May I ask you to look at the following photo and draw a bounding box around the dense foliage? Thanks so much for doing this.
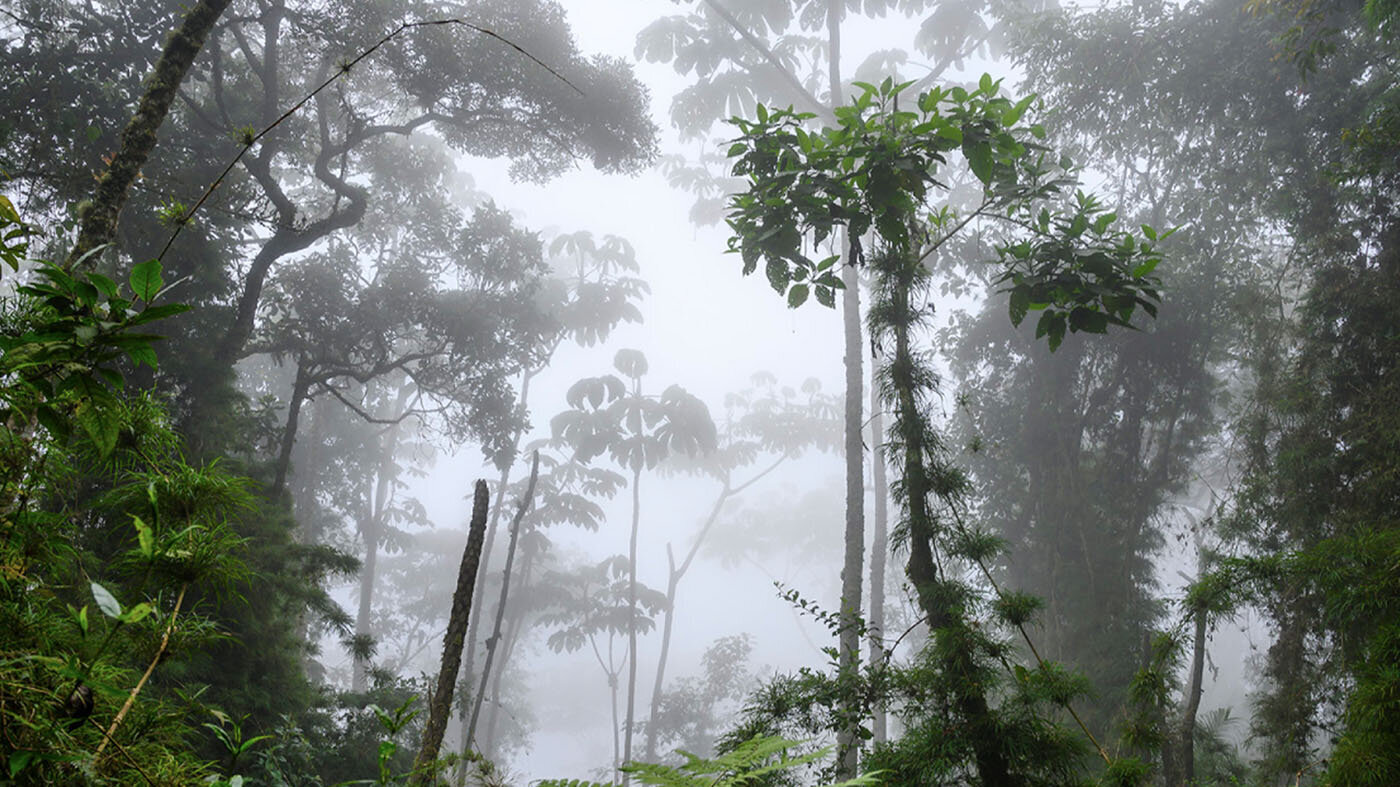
[1,0,1397,784]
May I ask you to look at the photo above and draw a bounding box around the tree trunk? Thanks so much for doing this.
[623,462,643,782]
[466,453,540,748]
[459,374,533,752]
[827,0,866,774]
[482,563,531,756]
[868,402,889,745]
[66,0,233,267]
[352,385,410,691]
[351,516,379,693]
[1178,563,1209,785]
[645,546,681,762]
[886,251,1011,787]
[272,360,312,497]
[409,480,490,784]
[610,669,622,785]
[836,240,866,776]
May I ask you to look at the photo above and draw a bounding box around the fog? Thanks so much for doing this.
[2,0,1394,784]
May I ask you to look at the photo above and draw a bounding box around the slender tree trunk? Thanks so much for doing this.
[352,386,409,691]
[410,481,490,784]
[623,462,643,782]
[868,403,889,745]
[459,374,533,751]
[483,571,530,756]
[836,244,867,775]
[610,669,622,785]
[66,0,233,267]
[352,516,379,693]
[826,0,865,774]
[272,361,312,497]
[646,547,681,761]
[466,453,540,748]
[1177,534,1210,786]
[645,477,737,760]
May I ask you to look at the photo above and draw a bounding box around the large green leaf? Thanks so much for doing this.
[128,259,164,302]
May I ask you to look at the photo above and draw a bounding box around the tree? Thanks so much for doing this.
[637,2,1054,772]
[551,349,718,782]
[537,555,669,784]
[644,373,840,761]
[726,77,1164,782]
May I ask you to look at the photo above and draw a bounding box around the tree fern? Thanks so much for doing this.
[536,734,882,787]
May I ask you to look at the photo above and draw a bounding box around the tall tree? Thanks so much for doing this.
[636,1,1051,770]
[725,76,1164,782]
[551,349,717,781]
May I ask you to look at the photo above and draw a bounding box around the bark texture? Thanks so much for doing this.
[411,480,491,783]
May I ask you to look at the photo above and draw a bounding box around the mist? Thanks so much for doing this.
[1,0,1396,785]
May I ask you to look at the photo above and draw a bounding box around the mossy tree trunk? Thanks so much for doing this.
[411,480,491,783]
[66,0,233,267]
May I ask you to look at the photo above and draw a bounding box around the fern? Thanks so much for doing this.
[536,734,882,787]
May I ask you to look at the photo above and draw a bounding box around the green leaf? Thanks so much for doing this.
[120,602,152,624]
[86,272,118,298]
[1069,307,1110,334]
[75,398,120,458]
[129,260,163,302]
[1004,93,1035,126]
[35,405,70,440]
[964,140,993,186]
[125,342,159,369]
[134,515,154,558]
[1008,287,1030,326]
[787,284,810,308]
[91,582,121,619]
[128,302,190,326]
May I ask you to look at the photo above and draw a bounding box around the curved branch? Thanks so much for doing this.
[700,0,834,123]
[157,17,583,262]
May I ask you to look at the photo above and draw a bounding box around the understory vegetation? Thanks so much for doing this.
[1,0,1397,785]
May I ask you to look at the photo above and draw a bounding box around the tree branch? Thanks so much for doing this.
[700,0,835,123]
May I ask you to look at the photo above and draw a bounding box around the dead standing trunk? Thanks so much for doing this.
[409,481,490,784]
[465,452,540,748]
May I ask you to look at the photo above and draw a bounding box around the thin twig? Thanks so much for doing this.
[94,583,188,763]
[157,18,582,261]
[86,717,158,786]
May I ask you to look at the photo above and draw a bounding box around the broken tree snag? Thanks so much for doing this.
[411,480,490,783]
[466,450,540,749]
[66,0,234,268]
